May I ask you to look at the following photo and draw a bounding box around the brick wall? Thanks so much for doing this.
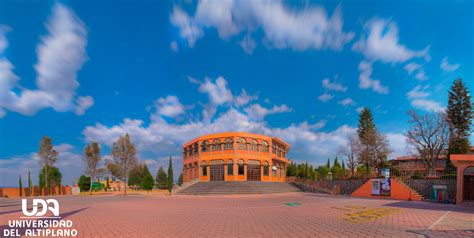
[403,178,456,202]
[0,186,72,198]
[289,177,367,195]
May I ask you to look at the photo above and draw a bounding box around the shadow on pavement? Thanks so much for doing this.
[407,229,474,237]
[383,201,474,214]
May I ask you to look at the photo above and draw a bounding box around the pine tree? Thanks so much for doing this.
[178,173,183,186]
[167,156,174,194]
[326,158,330,169]
[446,78,473,173]
[141,164,154,192]
[19,175,23,197]
[156,166,168,189]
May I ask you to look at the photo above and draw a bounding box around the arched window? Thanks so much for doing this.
[202,161,207,176]
[213,139,221,151]
[277,146,282,157]
[188,146,193,156]
[264,161,269,176]
[272,143,277,154]
[227,160,234,175]
[250,139,258,151]
[183,148,187,158]
[238,159,245,175]
[201,140,209,152]
[224,138,233,150]
[238,138,247,150]
[262,141,269,152]
[193,143,198,154]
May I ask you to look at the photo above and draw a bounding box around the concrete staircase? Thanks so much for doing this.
[394,178,425,201]
[176,181,301,195]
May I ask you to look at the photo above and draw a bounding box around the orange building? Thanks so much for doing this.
[182,132,290,182]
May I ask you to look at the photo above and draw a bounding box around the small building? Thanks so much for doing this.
[182,132,291,182]
[390,156,446,177]
[451,151,474,205]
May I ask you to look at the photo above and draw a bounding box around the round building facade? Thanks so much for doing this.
[182,132,290,182]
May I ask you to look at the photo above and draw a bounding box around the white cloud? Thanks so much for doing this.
[414,69,428,80]
[440,57,460,72]
[170,7,203,47]
[406,85,444,112]
[358,60,389,94]
[338,97,355,106]
[244,103,291,120]
[153,95,185,118]
[198,76,233,105]
[0,4,92,117]
[234,89,257,106]
[171,1,354,52]
[406,85,430,99]
[404,62,421,75]
[170,41,178,52]
[353,19,429,63]
[318,93,334,102]
[410,99,444,112]
[322,77,347,92]
[240,34,257,54]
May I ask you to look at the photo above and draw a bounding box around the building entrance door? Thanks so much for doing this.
[210,160,224,181]
[464,167,474,201]
[247,160,261,181]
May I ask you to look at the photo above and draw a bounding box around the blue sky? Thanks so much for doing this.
[0,0,472,187]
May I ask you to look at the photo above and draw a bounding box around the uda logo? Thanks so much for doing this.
[22,199,59,217]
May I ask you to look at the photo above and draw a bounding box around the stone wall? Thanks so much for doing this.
[290,178,367,195]
[403,178,457,202]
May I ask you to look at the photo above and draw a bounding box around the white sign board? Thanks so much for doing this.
[371,179,381,195]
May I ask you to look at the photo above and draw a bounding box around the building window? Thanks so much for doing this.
[201,140,209,152]
[212,139,221,151]
[238,159,244,175]
[277,147,281,157]
[193,143,198,154]
[264,161,269,176]
[250,139,258,151]
[238,138,247,150]
[262,141,269,152]
[228,160,234,175]
[202,162,207,176]
[272,163,276,177]
[183,148,187,158]
[224,138,233,150]
[272,143,276,154]
[188,146,193,156]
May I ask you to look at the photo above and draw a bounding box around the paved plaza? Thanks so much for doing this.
[1,192,473,237]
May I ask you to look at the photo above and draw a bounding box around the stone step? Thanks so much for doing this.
[177,181,301,195]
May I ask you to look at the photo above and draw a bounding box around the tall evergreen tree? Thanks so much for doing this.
[156,166,168,189]
[19,175,22,197]
[326,158,330,168]
[141,164,154,192]
[178,173,183,186]
[167,156,174,194]
[446,78,473,172]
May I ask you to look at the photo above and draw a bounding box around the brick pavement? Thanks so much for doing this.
[1,193,473,237]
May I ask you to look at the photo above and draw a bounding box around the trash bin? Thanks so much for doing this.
[432,185,448,203]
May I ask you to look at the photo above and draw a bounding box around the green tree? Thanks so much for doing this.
[286,162,297,177]
[38,136,58,195]
[108,134,138,195]
[326,158,331,169]
[317,165,330,180]
[84,142,104,195]
[19,175,22,197]
[28,171,32,196]
[447,78,473,173]
[128,165,146,187]
[357,108,391,175]
[178,173,183,186]
[78,175,91,192]
[106,177,110,190]
[156,166,168,189]
[167,156,174,194]
[142,165,154,192]
[331,157,342,178]
[39,166,62,194]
